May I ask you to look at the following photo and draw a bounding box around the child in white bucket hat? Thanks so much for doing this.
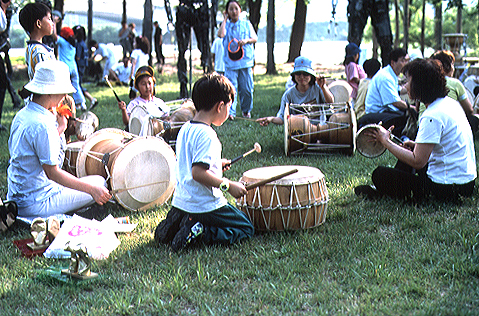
[256,56,334,126]
[7,60,111,224]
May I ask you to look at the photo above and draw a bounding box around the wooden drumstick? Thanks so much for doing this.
[245,168,298,191]
[230,142,261,165]
[377,121,404,145]
[104,75,122,103]
[233,116,257,122]
[110,181,169,195]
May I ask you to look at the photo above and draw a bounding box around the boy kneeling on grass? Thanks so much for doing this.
[155,74,254,252]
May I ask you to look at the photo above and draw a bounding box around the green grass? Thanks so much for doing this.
[1,69,479,315]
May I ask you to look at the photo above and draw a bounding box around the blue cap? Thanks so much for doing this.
[345,42,360,58]
[291,56,316,78]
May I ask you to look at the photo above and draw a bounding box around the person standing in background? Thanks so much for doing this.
[218,0,257,120]
[210,36,224,75]
[119,21,132,58]
[343,42,366,106]
[153,21,164,68]
[57,26,86,110]
[73,25,97,110]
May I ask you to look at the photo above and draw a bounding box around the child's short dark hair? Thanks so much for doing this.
[192,74,235,112]
[363,58,381,77]
[88,40,98,48]
[19,2,51,34]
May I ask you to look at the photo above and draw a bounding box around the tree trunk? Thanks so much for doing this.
[420,0,426,55]
[403,0,409,49]
[434,1,442,50]
[143,0,153,66]
[372,28,379,60]
[247,0,262,33]
[122,0,127,25]
[394,0,400,48]
[88,0,93,45]
[266,0,276,74]
[456,4,462,34]
[287,0,307,63]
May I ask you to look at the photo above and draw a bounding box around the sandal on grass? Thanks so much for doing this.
[0,200,18,233]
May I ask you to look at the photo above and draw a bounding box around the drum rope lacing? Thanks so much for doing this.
[79,145,125,181]
[238,180,329,230]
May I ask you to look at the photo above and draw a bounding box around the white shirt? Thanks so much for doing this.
[416,97,476,184]
[112,62,132,84]
[172,121,228,213]
[7,102,62,208]
[130,49,149,77]
[211,37,225,73]
[0,8,7,32]
[126,96,169,118]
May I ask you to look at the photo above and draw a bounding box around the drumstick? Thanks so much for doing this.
[245,168,298,191]
[110,181,169,195]
[233,116,257,122]
[230,142,261,164]
[104,75,122,103]
[376,121,404,145]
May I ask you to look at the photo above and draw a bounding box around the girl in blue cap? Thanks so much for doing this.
[257,56,334,126]
[343,43,366,105]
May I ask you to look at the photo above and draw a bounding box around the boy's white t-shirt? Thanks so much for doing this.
[172,121,228,213]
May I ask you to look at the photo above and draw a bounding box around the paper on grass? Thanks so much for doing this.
[44,214,121,260]
[101,214,137,233]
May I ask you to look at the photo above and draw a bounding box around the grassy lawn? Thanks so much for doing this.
[1,66,479,315]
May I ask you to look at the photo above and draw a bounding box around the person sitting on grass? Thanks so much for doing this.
[256,56,334,126]
[7,60,111,223]
[429,50,479,136]
[354,58,381,120]
[117,65,169,128]
[155,73,254,252]
[355,58,476,203]
[108,56,132,86]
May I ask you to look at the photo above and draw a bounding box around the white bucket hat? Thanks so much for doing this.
[24,60,76,95]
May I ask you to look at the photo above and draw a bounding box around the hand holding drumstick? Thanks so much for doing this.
[223,143,261,170]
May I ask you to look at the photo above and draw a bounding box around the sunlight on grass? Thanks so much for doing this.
[0,70,478,314]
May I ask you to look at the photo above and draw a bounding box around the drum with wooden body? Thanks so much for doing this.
[76,128,176,211]
[62,141,84,176]
[237,166,329,231]
[128,99,196,145]
[327,80,352,103]
[129,105,164,137]
[284,102,356,156]
[355,124,386,158]
[356,123,404,158]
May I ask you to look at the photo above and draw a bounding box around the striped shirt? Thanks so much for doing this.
[25,41,55,80]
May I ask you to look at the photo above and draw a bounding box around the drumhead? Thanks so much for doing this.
[327,80,352,103]
[76,128,134,178]
[129,105,152,136]
[356,124,386,158]
[110,136,176,211]
[241,165,324,186]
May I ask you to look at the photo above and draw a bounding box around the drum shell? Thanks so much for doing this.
[76,128,176,211]
[62,141,84,176]
[286,107,355,155]
[237,166,328,231]
[288,115,312,152]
